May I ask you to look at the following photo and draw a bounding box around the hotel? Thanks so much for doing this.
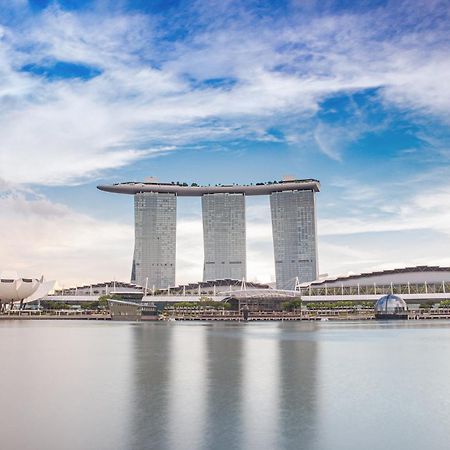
[98,177,320,289]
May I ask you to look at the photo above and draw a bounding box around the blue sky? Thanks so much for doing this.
[0,0,449,285]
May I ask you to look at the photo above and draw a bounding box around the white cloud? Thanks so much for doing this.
[319,184,450,238]
[0,190,134,284]
[313,123,349,161]
[0,193,274,287]
[3,179,450,287]
[175,199,277,285]
[176,217,204,284]
[0,3,447,186]
[0,2,449,285]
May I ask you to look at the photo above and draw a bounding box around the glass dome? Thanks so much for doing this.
[374,294,407,315]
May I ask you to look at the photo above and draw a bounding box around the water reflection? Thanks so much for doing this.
[204,324,244,450]
[3,321,450,450]
[0,322,133,450]
[128,323,319,450]
[167,325,207,449]
[241,325,280,450]
[130,323,173,450]
[277,323,318,450]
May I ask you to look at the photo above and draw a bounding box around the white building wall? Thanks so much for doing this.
[202,193,246,281]
[132,192,177,289]
[270,190,318,289]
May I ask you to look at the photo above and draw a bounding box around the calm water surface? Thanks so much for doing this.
[1,321,450,450]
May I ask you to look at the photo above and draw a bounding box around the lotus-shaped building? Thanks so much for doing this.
[0,271,43,309]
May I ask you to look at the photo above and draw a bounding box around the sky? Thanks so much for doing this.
[0,0,449,287]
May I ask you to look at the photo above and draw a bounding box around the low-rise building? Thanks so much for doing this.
[300,266,450,305]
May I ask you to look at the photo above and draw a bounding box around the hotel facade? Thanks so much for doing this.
[98,178,320,290]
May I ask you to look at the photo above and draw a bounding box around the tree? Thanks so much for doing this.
[281,301,291,311]
[419,303,432,309]
[281,298,302,312]
[98,294,122,309]
[174,301,195,309]
[290,299,302,311]
[98,295,109,308]
[41,301,70,310]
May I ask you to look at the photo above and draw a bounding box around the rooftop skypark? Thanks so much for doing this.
[98,178,320,196]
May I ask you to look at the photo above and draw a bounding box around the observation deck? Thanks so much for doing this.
[97,179,320,196]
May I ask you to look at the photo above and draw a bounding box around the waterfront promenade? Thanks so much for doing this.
[3,308,450,321]
[159,308,450,321]
[0,311,110,320]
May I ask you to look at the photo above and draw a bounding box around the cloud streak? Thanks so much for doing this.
[1,1,449,284]
[0,1,448,185]
[0,189,133,284]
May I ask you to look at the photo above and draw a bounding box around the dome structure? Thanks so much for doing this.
[0,271,42,306]
[374,294,408,320]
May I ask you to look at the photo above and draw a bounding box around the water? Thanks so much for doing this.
[1,321,450,450]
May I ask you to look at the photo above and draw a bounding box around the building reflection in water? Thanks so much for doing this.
[277,322,318,450]
[129,323,173,450]
[130,323,318,450]
[241,325,281,449]
[203,324,244,450]
[166,324,208,449]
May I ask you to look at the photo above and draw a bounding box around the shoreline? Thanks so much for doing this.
[3,312,450,322]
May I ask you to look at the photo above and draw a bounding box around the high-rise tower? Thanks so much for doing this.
[270,190,318,289]
[202,193,246,281]
[131,192,177,289]
[98,178,320,289]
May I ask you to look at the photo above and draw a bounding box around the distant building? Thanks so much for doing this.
[109,299,157,321]
[54,281,143,296]
[202,193,246,281]
[98,178,320,290]
[42,277,302,313]
[270,190,318,289]
[131,192,176,289]
[300,266,450,305]
[0,271,54,310]
[143,279,301,312]
[224,288,301,312]
[43,281,144,306]
[374,294,408,320]
[154,278,270,296]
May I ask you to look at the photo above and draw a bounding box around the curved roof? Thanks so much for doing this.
[222,288,300,300]
[0,275,42,301]
[306,266,450,287]
[97,179,320,196]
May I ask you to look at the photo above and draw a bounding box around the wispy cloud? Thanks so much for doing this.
[320,182,450,237]
[0,189,133,283]
[0,1,448,186]
[1,1,449,284]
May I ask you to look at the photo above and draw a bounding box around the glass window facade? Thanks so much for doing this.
[202,193,246,281]
[270,190,318,289]
[132,192,177,289]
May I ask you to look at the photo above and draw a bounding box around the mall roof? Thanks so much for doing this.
[222,288,300,299]
[153,279,271,294]
[306,266,450,286]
